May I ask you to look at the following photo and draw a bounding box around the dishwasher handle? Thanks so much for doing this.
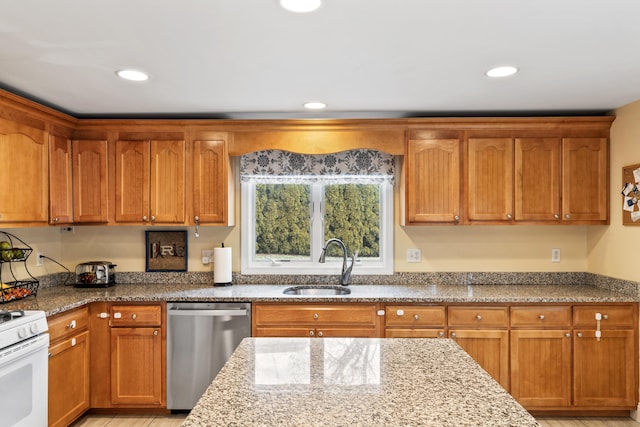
[168,309,248,317]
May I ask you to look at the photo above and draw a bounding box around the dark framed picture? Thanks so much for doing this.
[145,230,188,272]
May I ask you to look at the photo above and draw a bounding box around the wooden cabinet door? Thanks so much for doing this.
[510,330,572,408]
[115,140,150,223]
[73,140,108,223]
[450,329,510,390]
[49,134,73,224]
[573,329,636,408]
[110,327,163,406]
[467,138,514,221]
[193,139,229,224]
[0,118,48,223]
[150,140,185,223]
[405,138,461,223]
[515,138,561,221]
[48,330,90,427]
[562,138,608,222]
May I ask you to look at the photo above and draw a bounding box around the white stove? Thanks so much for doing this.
[0,309,49,427]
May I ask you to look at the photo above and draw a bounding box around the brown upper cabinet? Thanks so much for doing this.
[192,138,234,226]
[405,122,610,225]
[405,131,462,224]
[73,139,109,223]
[115,139,185,224]
[49,134,74,225]
[0,117,49,224]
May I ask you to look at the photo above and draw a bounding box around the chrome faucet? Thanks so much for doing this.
[319,238,358,285]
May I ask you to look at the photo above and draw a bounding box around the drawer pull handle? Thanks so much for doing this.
[476,315,482,321]
[113,312,122,319]
[313,313,319,320]
[414,314,419,320]
[538,315,545,321]
[396,309,404,316]
[66,320,77,329]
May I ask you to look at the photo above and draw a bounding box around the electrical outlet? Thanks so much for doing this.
[60,226,74,233]
[551,248,561,263]
[36,252,44,267]
[407,249,422,263]
[202,249,214,265]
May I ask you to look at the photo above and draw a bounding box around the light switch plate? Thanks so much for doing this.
[407,249,421,263]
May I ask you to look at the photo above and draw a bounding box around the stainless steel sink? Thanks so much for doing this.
[283,285,351,296]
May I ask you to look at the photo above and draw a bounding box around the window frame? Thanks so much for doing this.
[241,177,394,275]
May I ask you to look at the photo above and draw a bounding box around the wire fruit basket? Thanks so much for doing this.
[0,231,39,303]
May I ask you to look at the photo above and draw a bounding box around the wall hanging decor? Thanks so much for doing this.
[145,230,188,272]
[622,163,640,225]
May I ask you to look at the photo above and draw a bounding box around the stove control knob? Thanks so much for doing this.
[18,327,27,339]
[30,323,39,334]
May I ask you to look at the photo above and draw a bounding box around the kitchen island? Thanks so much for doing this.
[182,337,539,427]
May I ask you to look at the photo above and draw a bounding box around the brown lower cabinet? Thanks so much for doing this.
[383,302,638,414]
[89,302,166,408]
[252,303,382,338]
[48,306,91,427]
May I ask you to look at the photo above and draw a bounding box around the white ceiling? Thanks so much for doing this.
[1,0,640,119]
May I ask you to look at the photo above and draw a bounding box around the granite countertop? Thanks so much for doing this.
[182,337,540,427]
[1,283,637,316]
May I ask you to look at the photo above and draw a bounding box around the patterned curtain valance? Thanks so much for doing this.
[240,149,395,178]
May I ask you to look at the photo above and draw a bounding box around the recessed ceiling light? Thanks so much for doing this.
[486,66,519,78]
[303,101,327,110]
[116,69,150,82]
[279,0,322,13]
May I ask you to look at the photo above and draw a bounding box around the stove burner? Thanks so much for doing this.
[0,309,25,324]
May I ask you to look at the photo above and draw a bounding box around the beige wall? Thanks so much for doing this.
[587,100,640,281]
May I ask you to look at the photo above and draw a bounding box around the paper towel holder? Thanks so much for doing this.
[213,243,233,287]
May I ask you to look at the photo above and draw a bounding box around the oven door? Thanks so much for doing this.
[0,333,49,427]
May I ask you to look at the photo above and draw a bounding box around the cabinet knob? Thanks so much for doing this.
[538,314,545,321]
[565,333,571,338]
[451,332,457,338]
[506,213,513,219]
[554,214,560,219]
[476,314,482,321]
[309,330,315,336]
[317,331,323,337]
[565,214,571,219]
[603,314,609,320]
[313,313,319,320]
[153,330,158,336]
[576,332,583,338]
[66,320,77,329]
[150,215,155,221]
[414,314,419,320]
[131,313,137,320]
[454,215,460,222]
[52,217,59,223]
[438,331,444,338]
[142,215,147,221]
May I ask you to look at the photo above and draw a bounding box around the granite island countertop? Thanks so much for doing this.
[182,337,540,427]
[2,283,638,316]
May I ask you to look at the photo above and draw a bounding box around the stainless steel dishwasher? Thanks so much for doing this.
[167,302,251,410]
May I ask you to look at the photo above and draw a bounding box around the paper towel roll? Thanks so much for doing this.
[213,247,232,285]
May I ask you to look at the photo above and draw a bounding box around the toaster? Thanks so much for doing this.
[75,261,116,288]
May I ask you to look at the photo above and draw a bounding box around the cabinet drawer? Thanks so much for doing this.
[573,305,636,329]
[48,306,89,342]
[386,306,445,327]
[254,304,378,326]
[110,305,162,327]
[448,306,508,328]
[510,306,571,328]
[385,329,445,338]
